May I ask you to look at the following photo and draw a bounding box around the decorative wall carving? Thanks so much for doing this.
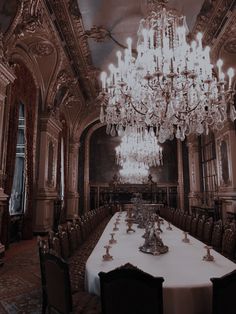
[47,140,55,187]
[217,134,232,187]
[224,38,236,54]
[28,40,54,56]
[56,70,76,91]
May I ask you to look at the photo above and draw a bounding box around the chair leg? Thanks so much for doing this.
[42,289,47,314]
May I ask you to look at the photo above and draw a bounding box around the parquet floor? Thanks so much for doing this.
[0,217,110,314]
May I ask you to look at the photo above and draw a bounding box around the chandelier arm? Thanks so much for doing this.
[107,31,137,55]
[148,80,166,93]
[131,101,147,116]
[174,101,202,121]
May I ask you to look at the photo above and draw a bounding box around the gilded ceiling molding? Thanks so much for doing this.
[210,10,236,60]
[14,0,43,37]
[44,0,98,101]
[192,0,235,46]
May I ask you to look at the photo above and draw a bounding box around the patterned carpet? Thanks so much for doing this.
[0,217,110,314]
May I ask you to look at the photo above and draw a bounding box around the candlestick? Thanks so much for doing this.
[166,222,172,230]
[203,246,214,262]
[103,245,113,261]
[109,233,117,245]
[182,231,190,243]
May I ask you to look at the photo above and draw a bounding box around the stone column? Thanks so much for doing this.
[215,121,236,219]
[177,140,184,209]
[187,135,201,211]
[66,141,79,219]
[34,115,62,233]
[84,133,90,213]
[0,60,15,249]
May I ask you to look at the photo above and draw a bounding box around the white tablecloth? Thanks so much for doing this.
[85,212,236,314]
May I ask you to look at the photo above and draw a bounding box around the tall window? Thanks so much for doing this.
[199,132,218,206]
[9,103,25,215]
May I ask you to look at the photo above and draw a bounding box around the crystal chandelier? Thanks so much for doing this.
[99,0,235,143]
[119,159,149,184]
[116,127,163,167]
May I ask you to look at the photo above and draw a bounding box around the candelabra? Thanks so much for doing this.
[99,0,235,143]
[116,127,163,168]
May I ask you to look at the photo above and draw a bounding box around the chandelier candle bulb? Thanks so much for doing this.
[100,71,107,89]
[217,59,223,80]
[228,68,234,89]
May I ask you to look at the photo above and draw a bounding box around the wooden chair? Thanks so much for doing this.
[190,216,199,237]
[210,270,236,314]
[67,222,78,254]
[196,215,206,241]
[44,252,101,314]
[203,217,214,245]
[211,220,223,252]
[37,237,49,314]
[59,228,71,260]
[180,213,187,231]
[221,226,236,260]
[50,236,61,257]
[172,209,179,227]
[185,215,192,233]
[99,263,164,314]
[74,223,83,246]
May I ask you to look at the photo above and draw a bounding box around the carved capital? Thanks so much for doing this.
[69,142,80,154]
[56,70,76,91]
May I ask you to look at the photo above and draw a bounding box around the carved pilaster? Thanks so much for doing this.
[0,45,15,251]
[177,140,184,210]
[215,122,236,218]
[34,115,62,233]
[187,135,201,210]
[66,141,79,219]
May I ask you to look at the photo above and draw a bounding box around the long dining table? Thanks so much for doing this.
[85,212,236,314]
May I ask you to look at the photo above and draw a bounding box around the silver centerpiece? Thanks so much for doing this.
[139,214,168,255]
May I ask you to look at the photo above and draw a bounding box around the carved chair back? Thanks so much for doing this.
[203,218,214,245]
[211,270,236,314]
[211,220,223,251]
[222,225,236,260]
[59,229,71,260]
[196,215,206,240]
[190,216,199,237]
[44,252,73,314]
[185,215,192,233]
[99,263,164,314]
